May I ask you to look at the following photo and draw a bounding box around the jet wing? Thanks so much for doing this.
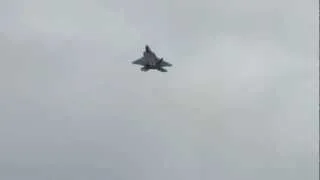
[159,60,172,67]
[132,57,146,66]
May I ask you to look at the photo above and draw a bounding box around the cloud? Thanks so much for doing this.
[0,0,318,179]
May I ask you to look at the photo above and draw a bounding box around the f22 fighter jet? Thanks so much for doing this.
[132,45,172,72]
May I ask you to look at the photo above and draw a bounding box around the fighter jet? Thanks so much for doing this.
[132,45,172,72]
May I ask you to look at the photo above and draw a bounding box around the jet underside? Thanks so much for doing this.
[132,45,172,72]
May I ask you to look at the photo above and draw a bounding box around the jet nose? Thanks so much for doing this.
[145,45,150,52]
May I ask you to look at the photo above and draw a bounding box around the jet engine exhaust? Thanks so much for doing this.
[141,66,149,71]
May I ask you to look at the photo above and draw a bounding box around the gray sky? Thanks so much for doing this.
[0,0,318,179]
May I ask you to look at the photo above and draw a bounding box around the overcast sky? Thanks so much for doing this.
[0,0,318,179]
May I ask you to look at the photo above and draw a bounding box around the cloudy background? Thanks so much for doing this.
[0,0,318,179]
